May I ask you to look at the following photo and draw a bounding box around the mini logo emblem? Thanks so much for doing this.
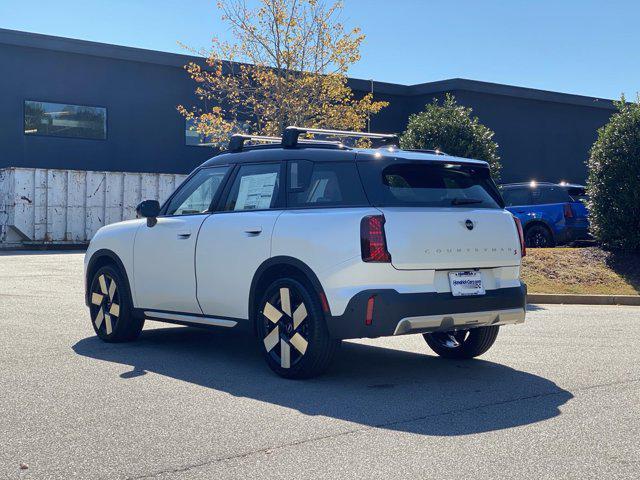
[465,219,474,230]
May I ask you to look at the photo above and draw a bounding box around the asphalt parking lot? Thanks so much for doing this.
[1,251,639,479]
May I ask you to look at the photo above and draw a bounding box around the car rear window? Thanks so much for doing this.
[565,187,587,203]
[357,162,503,209]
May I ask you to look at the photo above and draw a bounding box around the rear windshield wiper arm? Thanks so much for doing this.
[450,198,484,205]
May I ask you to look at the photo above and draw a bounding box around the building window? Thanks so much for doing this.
[185,118,252,147]
[24,100,106,140]
[185,118,214,146]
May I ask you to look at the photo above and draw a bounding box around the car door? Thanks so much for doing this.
[196,162,284,321]
[532,186,569,228]
[133,165,230,313]
[503,187,534,223]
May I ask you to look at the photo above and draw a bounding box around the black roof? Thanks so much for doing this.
[201,143,491,170]
[202,144,354,167]
[502,181,556,188]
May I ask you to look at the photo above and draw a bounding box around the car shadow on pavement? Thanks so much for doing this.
[73,326,573,437]
[526,303,546,311]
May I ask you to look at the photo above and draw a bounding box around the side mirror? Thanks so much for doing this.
[136,200,160,227]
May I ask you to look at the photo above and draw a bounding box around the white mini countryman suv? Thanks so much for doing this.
[85,127,527,378]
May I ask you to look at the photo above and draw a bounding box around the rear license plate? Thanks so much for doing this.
[448,270,485,297]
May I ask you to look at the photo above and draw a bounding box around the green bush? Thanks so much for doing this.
[400,94,501,179]
[587,96,640,252]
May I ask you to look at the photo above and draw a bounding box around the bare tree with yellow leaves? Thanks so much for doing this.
[178,0,388,146]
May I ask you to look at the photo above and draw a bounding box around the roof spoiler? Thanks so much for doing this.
[281,126,399,148]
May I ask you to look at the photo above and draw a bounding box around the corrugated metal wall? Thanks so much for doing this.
[0,167,186,246]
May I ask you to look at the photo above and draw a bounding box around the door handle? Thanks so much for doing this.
[177,232,191,239]
[244,226,263,235]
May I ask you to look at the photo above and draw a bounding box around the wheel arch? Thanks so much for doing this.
[85,249,133,307]
[523,219,556,242]
[248,256,329,332]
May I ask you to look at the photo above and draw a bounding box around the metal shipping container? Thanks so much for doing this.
[0,167,187,247]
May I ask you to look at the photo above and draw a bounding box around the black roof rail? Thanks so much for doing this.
[228,134,281,153]
[282,126,399,148]
[227,133,344,152]
[298,138,345,146]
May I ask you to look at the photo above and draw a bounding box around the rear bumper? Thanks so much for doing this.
[325,283,527,339]
[567,226,591,242]
[556,225,591,245]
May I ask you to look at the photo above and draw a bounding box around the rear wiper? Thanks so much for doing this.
[450,198,483,205]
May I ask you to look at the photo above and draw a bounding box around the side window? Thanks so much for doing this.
[223,163,281,211]
[501,188,531,207]
[165,166,229,216]
[533,186,572,205]
[287,161,367,208]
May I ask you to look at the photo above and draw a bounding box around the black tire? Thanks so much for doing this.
[256,277,339,379]
[525,224,554,248]
[423,326,500,359]
[88,265,144,343]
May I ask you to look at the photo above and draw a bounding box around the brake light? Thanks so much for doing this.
[360,215,391,263]
[563,203,574,219]
[513,216,526,257]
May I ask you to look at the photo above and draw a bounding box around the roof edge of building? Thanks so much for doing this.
[0,28,617,109]
[405,77,615,110]
[0,27,194,67]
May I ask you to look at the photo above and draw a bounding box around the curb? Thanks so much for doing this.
[528,293,640,306]
[0,243,88,251]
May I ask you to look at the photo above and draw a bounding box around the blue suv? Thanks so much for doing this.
[500,182,590,248]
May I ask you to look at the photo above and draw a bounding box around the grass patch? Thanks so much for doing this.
[521,247,640,295]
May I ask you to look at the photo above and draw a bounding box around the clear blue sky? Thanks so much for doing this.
[1,0,638,100]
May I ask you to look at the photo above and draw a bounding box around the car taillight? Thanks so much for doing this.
[361,215,391,263]
[513,216,526,257]
[563,203,574,219]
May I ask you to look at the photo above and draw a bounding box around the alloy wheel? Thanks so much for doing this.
[90,273,120,335]
[526,226,551,248]
[530,232,547,247]
[261,286,309,369]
